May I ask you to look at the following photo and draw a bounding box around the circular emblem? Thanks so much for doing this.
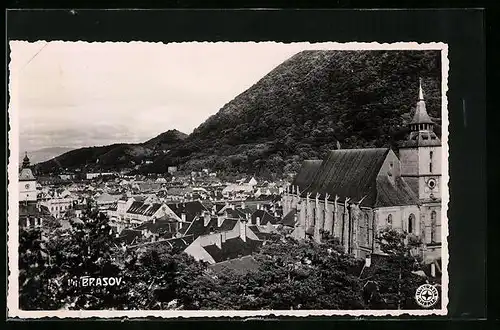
[25,184,30,189]
[427,178,436,190]
[415,284,439,308]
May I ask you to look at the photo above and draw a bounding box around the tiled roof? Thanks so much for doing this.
[375,176,419,207]
[410,100,434,125]
[248,225,275,240]
[19,168,36,181]
[209,255,260,274]
[115,229,142,245]
[400,130,441,148]
[130,235,195,253]
[203,237,263,263]
[167,201,207,222]
[299,148,390,206]
[281,209,297,227]
[251,209,278,226]
[126,202,164,216]
[225,208,247,220]
[291,160,323,188]
[219,218,239,231]
[134,216,179,235]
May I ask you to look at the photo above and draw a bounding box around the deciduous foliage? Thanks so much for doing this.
[362,229,428,309]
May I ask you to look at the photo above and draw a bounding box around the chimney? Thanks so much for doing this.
[217,216,224,228]
[221,231,227,243]
[239,220,247,242]
[241,201,245,209]
[204,213,211,227]
[181,213,186,222]
[274,211,278,217]
[215,233,222,249]
[256,216,261,226]
[39,218,43,228]
[256,203,260,210]
[231,204,235,210]
[153,217,156,224]
[431,263,436,277]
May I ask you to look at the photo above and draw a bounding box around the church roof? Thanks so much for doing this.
[19,168,36,181]
[375,176,419,207]
[410,100,434,125]
[410,82,434,125]
[295,148,419,208]
[400,130,441,148]
[291,160,323,188]
[298,148,388,206]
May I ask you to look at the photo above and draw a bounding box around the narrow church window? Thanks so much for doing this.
[429,151,433,173]
[387,214,392,227]
[408,213,415,234]
[365,213,370,245]
[431,211,437,243]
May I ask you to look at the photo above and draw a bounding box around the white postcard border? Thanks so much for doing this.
[7,41,450,318]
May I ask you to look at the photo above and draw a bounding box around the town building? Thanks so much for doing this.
[19,153,37,203]
[18,153,54,228]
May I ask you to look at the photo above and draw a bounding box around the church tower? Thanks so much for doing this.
[19,152,37,203]
[399,80,442,258]
[399,80,442,202]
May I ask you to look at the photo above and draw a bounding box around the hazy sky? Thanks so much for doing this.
[10,41,347,153]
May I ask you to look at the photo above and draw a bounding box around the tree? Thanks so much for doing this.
[363,229,428,309]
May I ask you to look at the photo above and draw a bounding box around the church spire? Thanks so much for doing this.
[418,77,424,101]
[22,152,31,168]
[410,78,433,129]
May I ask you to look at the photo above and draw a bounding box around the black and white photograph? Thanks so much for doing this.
[7,41,449,317]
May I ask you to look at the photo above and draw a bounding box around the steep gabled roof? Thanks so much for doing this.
[134,216,179,234]
[209,255,260,274]
[166,201,207,222]
[291,160,323,188]
[203,237,263,263]
[251,209,278,225]
[300,148,390,206]
[375,176,419,207]
[19,168,36,181]
[281,209,297,227]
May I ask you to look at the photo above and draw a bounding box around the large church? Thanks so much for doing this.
[282,82,442,262]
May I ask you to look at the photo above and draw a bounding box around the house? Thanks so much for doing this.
[123,202,176,226]
[183,219,263,265]
[133,215,181,241]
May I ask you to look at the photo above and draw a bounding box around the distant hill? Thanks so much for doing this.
[36,50,442,178]
[35,130,187,173]
[145,50,442,177]
[21,147,74,165]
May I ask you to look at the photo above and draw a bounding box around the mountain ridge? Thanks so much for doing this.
[36,50,442,177]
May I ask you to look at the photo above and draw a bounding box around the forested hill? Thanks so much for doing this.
[145,50,442,177]
[35,130,187,173]
[36,50,442,177]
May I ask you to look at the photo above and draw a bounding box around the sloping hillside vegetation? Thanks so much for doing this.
[146,50,442,177]
[36,50,441,177]
[36,130,187,173]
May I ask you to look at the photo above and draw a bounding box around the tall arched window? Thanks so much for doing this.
[408,213,416,234]
[387,214,393,227]
[365,213,370,245]
[429,151,434,173]
[431,211,437,243]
